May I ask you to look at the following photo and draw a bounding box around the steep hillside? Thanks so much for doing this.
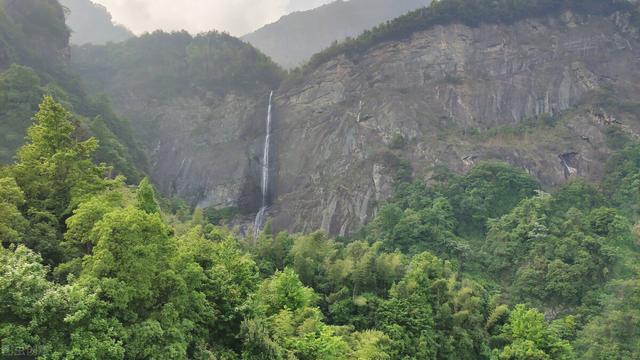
[243,0,431,69]
[71,32,285,209]
[269,0,640,235]
[70,0,640,236]
[0,0,146,180]
[59,0,133,45]
[0,0,69,71]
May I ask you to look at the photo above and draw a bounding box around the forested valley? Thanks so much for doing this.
[1,0,640,359]
[1,95,638,359]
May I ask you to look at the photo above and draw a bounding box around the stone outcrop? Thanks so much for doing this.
[72,10,640,236]
[270,10,640,235]
[105,90,270,211]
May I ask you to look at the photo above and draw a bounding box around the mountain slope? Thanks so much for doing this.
[60,0,133,45]
[0,0,69,71]
[0,0,146,180]
[71,31,285,209]
[243,0,431,69]
[268,1,640,234]
[70,0,640,236]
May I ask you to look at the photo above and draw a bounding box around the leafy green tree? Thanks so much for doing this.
[446,161,540,236]
[349,330,392,360]
[55,179,131,280]
[0,245,51,356]
[575,279,640,360]
[0,177,27,246]
[252,231,294,275]
[136,177,160,214]
[175,227,260,350]
[551,180,606,215]
[79,207,201,359]
[10,96,107,264]
[244,268,351,359]
[604,142,640,218]
[377,252,487,359]
[290,231,338,290]
[34,282,126,359]
[251,268,317,316]
[13,96,106,217]
[491,305,575,360]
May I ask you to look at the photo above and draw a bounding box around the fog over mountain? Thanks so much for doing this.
[90,0,334,36]
[60,0,133,45]
[243,0,431,68]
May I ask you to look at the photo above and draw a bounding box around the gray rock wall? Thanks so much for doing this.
[271,11,640,235]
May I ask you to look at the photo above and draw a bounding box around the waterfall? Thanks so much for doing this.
[254,91,273,239]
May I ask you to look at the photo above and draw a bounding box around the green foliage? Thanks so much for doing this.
[491,305,575,359]
[445,161,540,236]
[243,269,352,359]
[290,231,339,290]
[136,177,160,214]
[0,0,146,179]
[0,177,26,246]
[349,330,392,360]
[374,150,413,184]
[369,252,488,359]
[0,245,51,355]
[72,30,284,102]
[0,0,69,71]
[363,161,539,268]
[576,279,640,359]
[551,180,607,215]
[8,96,108,265]
[484,193,623,308]
[176,228,260,349]
[204,206,240,225]
[604,142,640,219]
[0,64,42,162]
[86,93,146,182]
[0,94,639,359]
[251,268,317,316]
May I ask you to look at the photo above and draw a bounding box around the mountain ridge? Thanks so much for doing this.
[0,0,146,181]
[269,7,640,234]
[68,0,640,236]
[243,0,431,69]
[59,0,133,45]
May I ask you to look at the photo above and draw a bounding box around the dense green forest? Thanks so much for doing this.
[72,30,285,99]
[0,0,146,181]
[1,95,638,359]
[302,0,640,73]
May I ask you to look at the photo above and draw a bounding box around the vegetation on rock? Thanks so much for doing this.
[0,97,638,359]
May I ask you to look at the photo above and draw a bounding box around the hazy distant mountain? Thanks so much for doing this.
[286,0,333,12]
[243,0,431,69]
[60,0,133,45]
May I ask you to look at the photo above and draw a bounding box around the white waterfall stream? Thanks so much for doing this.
[253,91,273,239]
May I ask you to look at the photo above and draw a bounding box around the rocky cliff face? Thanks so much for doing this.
[116,91,269,210]
[71,9,640,236]
[270,10,640,235]
[70,32,283,211]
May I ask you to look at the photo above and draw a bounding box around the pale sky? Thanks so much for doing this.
[93,0,334,36]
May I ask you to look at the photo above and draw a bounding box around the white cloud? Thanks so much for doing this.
[93,0,334,36]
